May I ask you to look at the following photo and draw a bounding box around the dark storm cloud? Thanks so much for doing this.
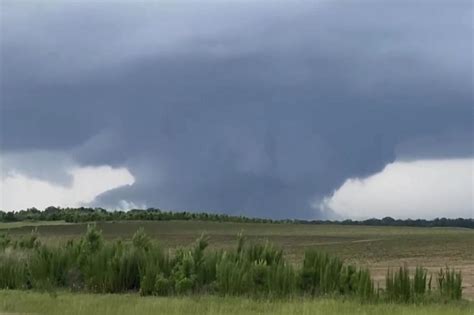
[1,0,472,218]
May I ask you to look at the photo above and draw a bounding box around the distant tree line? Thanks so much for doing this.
[0,207,472,229]
[0,207,275,224]
[301,217,474,229]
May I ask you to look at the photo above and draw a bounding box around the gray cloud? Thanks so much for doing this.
[1,0,472,218]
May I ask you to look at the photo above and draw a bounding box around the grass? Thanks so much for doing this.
[0,290,472,315]
[2,220,473,299]
[0,220,71,230]
[0,226,465,304]
[0,227,379,300]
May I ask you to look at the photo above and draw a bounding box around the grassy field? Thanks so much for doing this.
[0,220,72,230]
[2,220,474,298]
[0,290,472,315]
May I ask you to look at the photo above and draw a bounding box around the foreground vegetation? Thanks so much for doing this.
[2,220,473,298]
[1,206,472,228]
[1,291,472,315]
[0,226,464,303]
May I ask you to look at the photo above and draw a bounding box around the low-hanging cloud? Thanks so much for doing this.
[1,0,472,218]
[320,159,474,219]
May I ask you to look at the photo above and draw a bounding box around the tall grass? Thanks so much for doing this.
[385,265,462,303]
[386,266,412,302]
[438,267,462,300]
[215,238,296,297]
[0,226,463,303]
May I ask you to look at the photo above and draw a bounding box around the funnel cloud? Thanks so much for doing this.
[1,1,472,218]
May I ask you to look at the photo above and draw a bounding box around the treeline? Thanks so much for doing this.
[0,207,275,224]
[310,217,474,229]
[0,207,472,229]
[0,226,463,302]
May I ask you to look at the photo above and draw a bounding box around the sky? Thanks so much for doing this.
[0,0,473,219]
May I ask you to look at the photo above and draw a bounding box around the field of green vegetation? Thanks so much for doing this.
[0,220,473,314]
[1,291,472,315]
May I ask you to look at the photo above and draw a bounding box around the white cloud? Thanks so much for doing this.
[117,200,148,211]
[319,159,474,219]
[0,165,135,211]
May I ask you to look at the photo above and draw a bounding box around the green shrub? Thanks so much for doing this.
[132,227,151,251]
[438,267,462,300]
[216,252,250,295]
[300,250,343,295]
[353,268,375,300]
[267,262,297,297]
[82,224,103,253]
[175,277,194,294]
[0,233,11,250]
[0,253,28,289]
[385,265,411,302]
[18,228,41,249]
[413,266,428,297]
[0,227,463,303]
[384,265,433,303]
[155,273,172,296]
[139,273,155,296]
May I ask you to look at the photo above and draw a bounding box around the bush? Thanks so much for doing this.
[0,233,11,250]
[385,265,411,302]
[139,273,155,296]
[438,267,462,300]
[18,228,41,249]
[413,266,428,297]
[0,227,463,303]
[82,224,103,253]
[155,273,172,296]
[353,268,375,301]
[384,265,453,303]
[132,227,151,251]
[217,253,253,295]
[0,253,28,289]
